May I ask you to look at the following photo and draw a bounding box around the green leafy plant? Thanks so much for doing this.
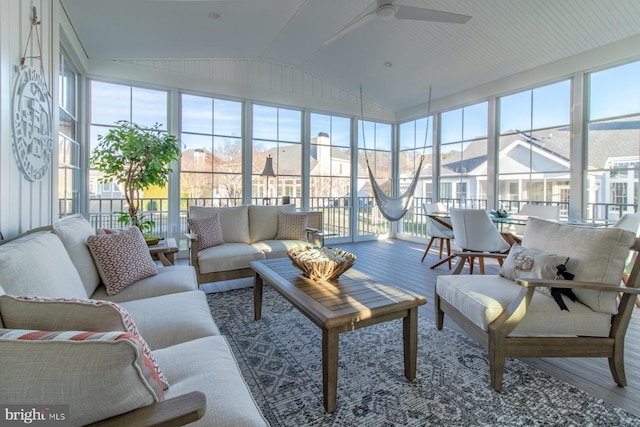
[90,121,181,235]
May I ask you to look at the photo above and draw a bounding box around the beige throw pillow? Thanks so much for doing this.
[87,227,158,295]
[500,244,568,297]
[187,213,225,251]
[275,212,309,241]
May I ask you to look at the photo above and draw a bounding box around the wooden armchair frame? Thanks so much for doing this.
[435,238,640,392]
[86,391,206,426]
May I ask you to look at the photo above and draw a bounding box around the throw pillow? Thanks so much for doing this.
[0,295,169,389]
[87,227,158,296]
[275,212,309,241]
[96,228,126,235]
[0,329,165,402]
[499,244,567,297]
[187,213,225,251]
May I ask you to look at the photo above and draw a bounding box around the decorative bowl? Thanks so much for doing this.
[287,246,356,281]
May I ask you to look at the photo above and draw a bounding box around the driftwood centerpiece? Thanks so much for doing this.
[287,246,356,281]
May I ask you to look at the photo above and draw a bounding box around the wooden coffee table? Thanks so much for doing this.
[250,258,427,412]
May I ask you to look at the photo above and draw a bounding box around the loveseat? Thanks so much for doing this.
[187,204,322,284]
[0,216,268,426]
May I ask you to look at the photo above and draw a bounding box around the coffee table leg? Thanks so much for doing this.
[253,272,263,321]
[322,327,339,412]
[403,307,418,380]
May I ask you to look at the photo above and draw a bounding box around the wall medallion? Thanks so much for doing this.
[12,65,53,182]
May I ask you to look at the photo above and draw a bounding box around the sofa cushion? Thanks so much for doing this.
[275,212,309,240]
[0,231,87,298]
[0,330,164,426]
[436,274,612,336]
[248,204,296,243]
[499,244,568,297]
[251,240,309,259]
[120,291,220,350]
[198,243,265,274]
[87,227,158,295]
[89,265,198,303]
[154,336,268,427]
[189,205,250,244]
[52,215,102,296]
[521,218,636,314]
[0,295,168,388]
[187,213,225,250]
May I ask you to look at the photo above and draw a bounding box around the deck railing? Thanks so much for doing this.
[88,197,636,249]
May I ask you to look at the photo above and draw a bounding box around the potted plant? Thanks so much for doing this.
[90,121,181,242]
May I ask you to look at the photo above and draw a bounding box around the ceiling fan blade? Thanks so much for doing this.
[394,5,471,24]
[322,12,377,47]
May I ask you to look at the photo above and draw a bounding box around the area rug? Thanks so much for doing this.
[207,287,640,426]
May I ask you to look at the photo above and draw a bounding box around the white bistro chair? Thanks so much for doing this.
[421,203,455,269]
[450,208,511,274]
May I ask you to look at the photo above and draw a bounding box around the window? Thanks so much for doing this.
[498,80,571,214]
[440,101,488,210]
[586,60,640,222]
[58,50,80,217]
[180,94,243,207]
[310,113,352,237]
[357,120,392,237]
[252,105,302,205]
[89,81,169,230]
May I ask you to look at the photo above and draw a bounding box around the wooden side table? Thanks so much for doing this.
[148,238,178,266]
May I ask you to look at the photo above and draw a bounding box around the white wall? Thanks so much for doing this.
[0,0,55,236]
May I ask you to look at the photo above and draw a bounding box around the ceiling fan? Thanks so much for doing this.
[322,0,471,47]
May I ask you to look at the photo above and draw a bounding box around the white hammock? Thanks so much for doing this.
[366,155,424,221]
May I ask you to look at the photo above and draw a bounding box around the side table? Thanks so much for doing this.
[148,238,178,266]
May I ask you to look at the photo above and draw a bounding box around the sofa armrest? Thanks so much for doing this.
[186,233,200,270]
[86,391,206,427]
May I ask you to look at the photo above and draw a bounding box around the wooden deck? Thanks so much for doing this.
[197,238,640,417]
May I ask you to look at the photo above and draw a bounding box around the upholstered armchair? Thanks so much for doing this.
[435,217,640,391]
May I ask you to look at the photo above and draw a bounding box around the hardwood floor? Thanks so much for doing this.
[189,238,640,417]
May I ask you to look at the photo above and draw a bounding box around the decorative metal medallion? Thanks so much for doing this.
[12,65,52,182]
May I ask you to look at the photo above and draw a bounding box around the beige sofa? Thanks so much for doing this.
[187,204,322,284]
[0,216,268,426]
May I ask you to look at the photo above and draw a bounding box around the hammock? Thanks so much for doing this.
[360,85,431,221]
[367,155,424,221]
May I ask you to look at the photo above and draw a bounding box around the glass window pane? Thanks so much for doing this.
[182,94,213,134]
[441,109,462,143]
[214,137,242,174]
[132,87,168,129]
[532,80,570,129]
[253,105,278,140]
[278,108,301,142]
[91,81,131,125]
[375,123,392,151]
[214,99,242,136]
[500,91,532,133]
[463,102,488,140]
[590,60,640,121]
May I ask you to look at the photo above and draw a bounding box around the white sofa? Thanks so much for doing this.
[0,216,268,426]
[187,204,322,284]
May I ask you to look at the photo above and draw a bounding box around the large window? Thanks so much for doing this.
[58,50,80,218]
[252,105,302,205]
[440,102,488,210]
[89,81,169,231]
[310,113,352,238]
[586,60,640,221]
[180,94,243,208]
[399,116,433,237]
[498,80,571,215]
[357,120,392,237]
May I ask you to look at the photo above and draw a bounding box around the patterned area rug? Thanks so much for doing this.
[207,286,640,426]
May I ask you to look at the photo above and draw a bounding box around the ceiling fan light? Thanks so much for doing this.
[376,4,396,20]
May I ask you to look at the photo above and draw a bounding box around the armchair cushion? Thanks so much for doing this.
[436,274,613,336]
[521,218,636,314]
[187,213,225,251]
[0,295,169,388]
[249,204,296,242]
[500,244,568,297]
[275,212,309,240]
[189,205,250,244]
[87,227,158,296]
[0,330,164,426]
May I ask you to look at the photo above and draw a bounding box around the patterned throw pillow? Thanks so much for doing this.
[87,227,158,296]
[96,228,125,235]
[187,213,225,251]
[275,212,309,241]
[499,244,567,297]
[0,329,165,400]
[0,295,169,389]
